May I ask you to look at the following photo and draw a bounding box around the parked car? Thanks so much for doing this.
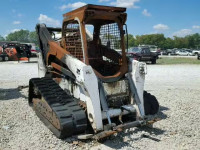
[162,49,177,55]
[139,45,160,56]
[185,49,194,56]
[176,49,190,56]
[197,52,200,60]
[161,50,168,55]
[162,49,171,55]
[170,49,178,55]
[127,47,158,64]
[192,50,200,56]
[22,43,40,57]
[31,46,40,57]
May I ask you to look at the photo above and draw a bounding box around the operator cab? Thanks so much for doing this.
[62,4,128,82]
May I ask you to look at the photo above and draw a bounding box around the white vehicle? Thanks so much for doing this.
[192,50,200,56]
[176,50,190,56]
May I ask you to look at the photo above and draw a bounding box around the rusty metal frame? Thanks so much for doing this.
[39,4,128,82]
[61,4,128,82]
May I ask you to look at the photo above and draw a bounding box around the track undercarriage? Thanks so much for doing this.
[28,77,159,139]
[29,78,87,138]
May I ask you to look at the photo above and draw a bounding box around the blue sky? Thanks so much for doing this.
[1,0,200,38]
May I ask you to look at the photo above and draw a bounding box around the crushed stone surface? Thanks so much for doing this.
[0,61,200,150]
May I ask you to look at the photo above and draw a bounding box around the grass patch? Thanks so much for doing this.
[0,92,4,100]
[157,57,200,65]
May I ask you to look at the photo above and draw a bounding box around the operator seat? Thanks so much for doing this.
[88,39,103,61]
[87,40,105,71]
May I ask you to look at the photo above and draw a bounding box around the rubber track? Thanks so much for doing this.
[29,77,87,139]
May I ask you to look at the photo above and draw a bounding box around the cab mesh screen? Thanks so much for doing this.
[99,23,121,50]
[64,21,83,60]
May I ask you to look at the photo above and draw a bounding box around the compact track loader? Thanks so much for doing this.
[29,4,159,140]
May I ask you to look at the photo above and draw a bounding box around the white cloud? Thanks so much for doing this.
[153,24,169,31]
[172,29,193,37]
[99,0,110,2]
[13,21,21,25]
[110,0,140,8]
[59,2,86,11]
[142,9,151,17]
[17,13,22,17]
[4,29,23,37]
[10,29,20,33]
[60,5,68,11]
[38,14,60,27]
[192,25,200,29]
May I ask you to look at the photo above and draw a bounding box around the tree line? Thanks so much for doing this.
[125,33,200,49]
[0,30,38,45]
[0,29,200,50]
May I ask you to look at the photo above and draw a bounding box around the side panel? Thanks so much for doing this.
[82,66,103,131]
[59,55,103,131]
[129,60,146,117]
[38,52,46,77]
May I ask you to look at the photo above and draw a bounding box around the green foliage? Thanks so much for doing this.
[163,38,174,49]
[0,35,5,41]
[6,30,30,42]
[131,33,200,49]
[185,33,200,49]
[124,34,136,49]
[5,30,38,45]
[29,31,38,44]
[173,36,189,48]
[135,34,166,49]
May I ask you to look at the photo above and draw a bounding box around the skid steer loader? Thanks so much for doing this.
[29,4,159,140]
[0,42,30,61]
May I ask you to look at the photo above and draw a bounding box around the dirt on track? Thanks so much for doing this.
[0,61,200,150]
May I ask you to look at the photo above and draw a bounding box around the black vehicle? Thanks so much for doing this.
[127,47,158,64]
[20,44,32,58]
[197,53,200,60]
[170,49,178,55]
[161,50,169,55]
[162,49,178,55]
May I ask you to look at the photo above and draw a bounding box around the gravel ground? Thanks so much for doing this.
[0,60,200,150]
